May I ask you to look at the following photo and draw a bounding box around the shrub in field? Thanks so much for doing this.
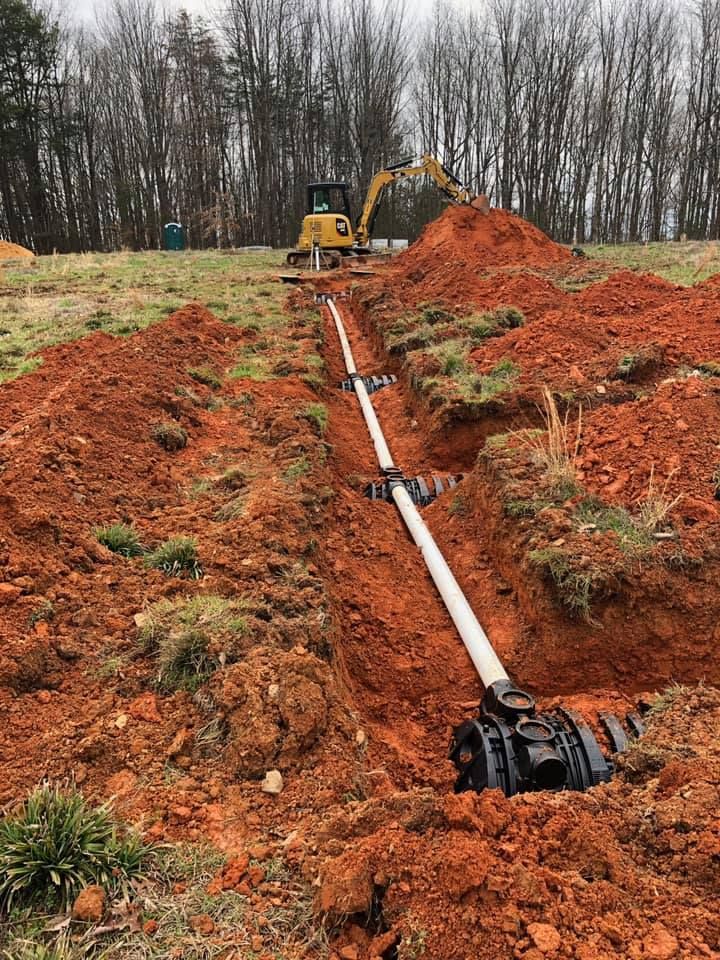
[94,523,143,557]
[138,595,247,691]
[151,422,188,452]
[0,783,148,911]
[145,537,202,579]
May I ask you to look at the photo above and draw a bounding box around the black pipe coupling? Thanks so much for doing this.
[365,471,461,507]
[449,679,640,797]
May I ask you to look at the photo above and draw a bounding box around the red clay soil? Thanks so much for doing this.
[399,205,571,273]
[0,303,360,831]
[469,274,720,403]
[577,375,720,512]
[3,222,720,958]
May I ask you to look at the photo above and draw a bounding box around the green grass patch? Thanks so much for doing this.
[214,495,247,522]
[503,498,552,518]
[145,537,202,579]
[94,522,144,557]
[528,546,603,620]
[230,354,275,380]
[455,358,520,405]
[138,594,246,692]
[283,456,311,482]
[0,248,287,384]
[188,365,222,389]
[574,496,653,552]
[300,402,329,436]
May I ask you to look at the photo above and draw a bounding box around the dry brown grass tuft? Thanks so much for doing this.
[636,465,682,533]
[524,387,582,499]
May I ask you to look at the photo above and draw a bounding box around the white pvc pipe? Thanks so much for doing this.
[327,297,395,472]
[325,296,510,689]
[392,485,509,686]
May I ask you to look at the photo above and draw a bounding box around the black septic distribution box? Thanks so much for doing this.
[163,222,185,251]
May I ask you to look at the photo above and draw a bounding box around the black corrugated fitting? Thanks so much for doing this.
[449,679,633,797]
[365,473,461,507]
[341,374,397,394]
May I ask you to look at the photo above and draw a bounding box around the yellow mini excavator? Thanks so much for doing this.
[286,153,490,268]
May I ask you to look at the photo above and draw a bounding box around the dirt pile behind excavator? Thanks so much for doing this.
[400,205,572,273]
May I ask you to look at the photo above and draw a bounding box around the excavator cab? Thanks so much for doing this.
[308,182,351,217]
[286,182,355,266]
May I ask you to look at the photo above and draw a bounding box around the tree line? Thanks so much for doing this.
[2,0,720,253]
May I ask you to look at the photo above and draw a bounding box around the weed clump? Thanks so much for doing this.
[528,547,604,620]
[492,305,524,329]
[300,402,329,436]
[284,456,311,482]
[698,360,720,377]
[151,421,188,452]
[218,466,247,491]
[138,595,246,691]
[188,365,221,389]
[0,783,148,910]
[574,497,652,552]
[636,466,681,533]
[420,303,455,325]
[467,358,519,404]
[145,537,202,579]
[94,522,144,557]
[214,496,247,521]
[27,599,54,627]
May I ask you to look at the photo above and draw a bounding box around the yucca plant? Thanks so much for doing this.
[94,523,144,558]
[144,537,202,579]
[3,941,74,960]
[0,784,149,911]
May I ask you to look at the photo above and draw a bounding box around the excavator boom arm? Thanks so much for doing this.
[353,154,482,246]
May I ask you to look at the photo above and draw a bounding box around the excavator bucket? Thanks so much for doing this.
[470,194,491,214]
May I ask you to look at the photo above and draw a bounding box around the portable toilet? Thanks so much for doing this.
[163,222,185,251]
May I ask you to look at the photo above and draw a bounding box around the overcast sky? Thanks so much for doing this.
[68,0,213,23]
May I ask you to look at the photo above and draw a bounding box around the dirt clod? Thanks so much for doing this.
[71,884,106,922]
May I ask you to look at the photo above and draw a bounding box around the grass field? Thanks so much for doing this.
[0,249,288,382]
[584,238,720,285]
[1,239,719,386]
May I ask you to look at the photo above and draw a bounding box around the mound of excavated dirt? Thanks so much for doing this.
[400,205,571,274]
[0,240,34,259]
[578,375,720,513]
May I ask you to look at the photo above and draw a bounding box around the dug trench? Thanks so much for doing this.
[338,206,720,695]
[305,288,720,960]
[324,288,718,697]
